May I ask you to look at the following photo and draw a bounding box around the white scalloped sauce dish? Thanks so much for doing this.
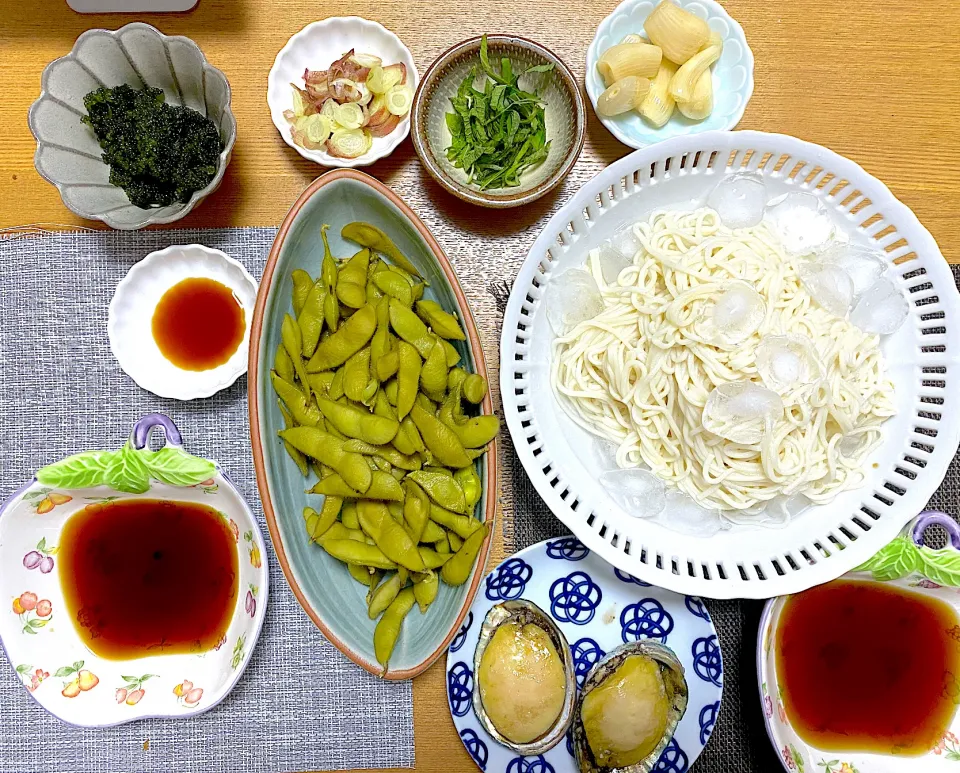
[108,245,258,400]
[267,17,419,168]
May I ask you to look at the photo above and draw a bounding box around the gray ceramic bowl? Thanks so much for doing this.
[28,23,236,230]
[411,35,585,208]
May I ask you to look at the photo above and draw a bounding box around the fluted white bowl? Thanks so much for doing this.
[29,23,236,230]
[586,0,754,148]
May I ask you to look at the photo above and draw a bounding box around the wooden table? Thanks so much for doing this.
[2,2,959,770]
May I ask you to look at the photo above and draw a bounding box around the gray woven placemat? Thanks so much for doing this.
[503,265,960,773]
[0,228,413,773]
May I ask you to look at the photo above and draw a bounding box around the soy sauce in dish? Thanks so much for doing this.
[152,277,244,371]
[776,579,960,755]
[58,499,239,660]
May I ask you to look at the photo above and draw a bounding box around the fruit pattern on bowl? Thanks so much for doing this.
[0,414,268,727]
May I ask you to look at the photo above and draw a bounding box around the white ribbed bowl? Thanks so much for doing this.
[267,17,418,168]
[586,0,754,148]
[500,130,960,599]
[28,23,235,230]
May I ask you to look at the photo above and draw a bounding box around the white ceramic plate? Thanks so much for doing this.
[586,0,754,149]
[108,245,257,401]
[447,537,722,772]
[0,414,268,727]
[499,130,960,599]
[266,17,418,168]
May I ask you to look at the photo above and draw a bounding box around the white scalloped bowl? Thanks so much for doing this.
[586,0,754,148]
[28,23,236,230]
[108,245,258,401]
[267,17,418,168]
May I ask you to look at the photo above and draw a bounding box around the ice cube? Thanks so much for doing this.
[590,438,621,471]
[610,224,641,262]
[707,172,767,229]
[850,276,909,335]
[596,244,632,285]
[652,491,728,537]
[799,261,854,317]
[703,280,766,346]
[756,334,822,394]
[702,381,783,444]
[599,468,666,518]
[765,192,835,256]
[818,244,887,302]
[545,269,604,335]
[837,433,870,459]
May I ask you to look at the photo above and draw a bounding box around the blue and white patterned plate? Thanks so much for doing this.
[447,537,723,773]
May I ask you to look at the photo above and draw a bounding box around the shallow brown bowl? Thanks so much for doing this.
[411,35,585,208]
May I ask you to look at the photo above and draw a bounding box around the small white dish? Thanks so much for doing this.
[586,0,754,149]
[267,16,419,168]
[108,245,257,400]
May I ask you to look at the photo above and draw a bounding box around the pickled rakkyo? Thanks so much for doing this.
[580,655,669,768]
[478,622,567,743]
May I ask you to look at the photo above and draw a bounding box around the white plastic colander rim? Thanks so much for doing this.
[500,129,960,599]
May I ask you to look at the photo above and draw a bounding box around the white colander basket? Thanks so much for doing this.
[500,130,960,599]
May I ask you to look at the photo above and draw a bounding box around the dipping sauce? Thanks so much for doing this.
[581,654,669,767]
[59,499,239,660]
[478,622,567,743]
[776,579,960,755]
[151,277,245,371]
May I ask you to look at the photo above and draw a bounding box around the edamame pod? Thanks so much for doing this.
[369,297,394,383]
[388,299,434,357]
[320,225,340,331]
[357,501,426,572]
[282,314,311,387]
[310,470,404,501]
[410,404,474,468]
[441,339,461,367]
[291,269,314,317]
[341,500,360,530]
[316,396,399,445]
[396,342,421,420]
[343,347,373,403]
[419,338,448,401]
[448,532,464,552]
[462,374,488,404]
[441,522,489,586]
[408,469,469,514]
[413,571,439,613]
[375,348,400,382]
[328,367,345,400]
[274,343,296,384]
[298,281,327,357]
[373,269,414,305]
[342,222,422,278]
[278,400,310,476]
[336,248,370,309]
[418,546,453,569]
[322,539,397,570]
[307,371,335,398]
[272,372,321,427]
[373,586,417,672]
[420,519,446,544]
[454,466,482,509]
[367,571,404,619]
[342,439,422,470]
[307,304,377,372]
[304,496,343,543]
[429,502,481,539]
[416,299,466,341]
[280,426,372,493]
[402,479,430,544]
[349,563,379,586]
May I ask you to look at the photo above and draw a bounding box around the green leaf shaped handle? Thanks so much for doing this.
[854,511,960,586]
[36,414,215,494]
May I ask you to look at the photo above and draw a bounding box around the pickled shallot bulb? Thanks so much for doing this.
[597,76,650,117]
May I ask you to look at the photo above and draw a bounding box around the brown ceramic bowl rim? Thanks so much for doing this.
[411,34,586,209]
[248,168,498,680]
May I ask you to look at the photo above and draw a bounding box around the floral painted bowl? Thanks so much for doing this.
[0,414,268,727]
[758,512,960,773]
